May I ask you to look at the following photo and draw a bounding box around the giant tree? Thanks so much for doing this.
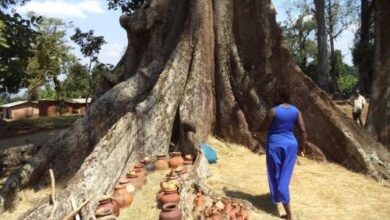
[0,0,388,219]
[366,0,390,146]
[353,0,375,95]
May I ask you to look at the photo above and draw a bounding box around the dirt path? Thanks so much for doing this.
[206,137,390,220]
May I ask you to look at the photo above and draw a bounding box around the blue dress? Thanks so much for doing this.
[266,104,299,204]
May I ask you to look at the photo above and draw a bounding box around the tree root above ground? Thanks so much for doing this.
[0,0,389,219]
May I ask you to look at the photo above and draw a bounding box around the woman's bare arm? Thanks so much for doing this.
[252,108,275,137]
[296,111,307,156]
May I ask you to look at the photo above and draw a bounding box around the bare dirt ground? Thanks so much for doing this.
[334,100,369,125]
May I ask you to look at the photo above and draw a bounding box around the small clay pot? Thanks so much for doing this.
[117,177,136,195]
[223,200,232,214]
[160,180,179,192]
[184,154,193,162]
[134,163,147,178]
[126,171,144,189]
[114,184,133,208]
[159,203,182,220]
[97,215,118,220]
[215,197,225,210]
[155,154,170,170]
[193,192,204,210]
[95,207,113,217]
[97,196,120,217]
[159,190,180,205]
[169,152,184,168]
[238,206,248,220]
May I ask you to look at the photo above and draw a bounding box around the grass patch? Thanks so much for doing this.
[119,171,167,219]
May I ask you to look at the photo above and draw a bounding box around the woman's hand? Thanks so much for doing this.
[298,145,305,157]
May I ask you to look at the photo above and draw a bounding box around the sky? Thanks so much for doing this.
[14,0,355,68]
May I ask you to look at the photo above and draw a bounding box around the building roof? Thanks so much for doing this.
[0,101,33,108]
[69,98,92,104]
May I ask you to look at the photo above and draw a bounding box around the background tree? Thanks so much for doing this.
[326,0,358,94]
[314,0,331,92]
[70,28,106,107]
[366,0,390,146]
[282,0,318,79]
[1,0,388,218]
[26,17,73,100]
[0,0,40,94]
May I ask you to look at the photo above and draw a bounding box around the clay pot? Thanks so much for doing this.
[97,196,120,217]
[184,154,193,162]
[193,192,204,210]
[157,190,165,201]
[159,190,180,205]
[141,156,151,164]
[237,206,248,220]
[126,171,144,189]
[134,163,147,178]
[211,210,222,220]
[117,176,136,195]
[215,197,225,210]
[160,180,179,192]
[114,184,133,208]
[169,152,184,168]
[97,216,118,220]
[159,203,182,220]
[95,207,113,217]
[155,154,170,170]
[223,200,232,214]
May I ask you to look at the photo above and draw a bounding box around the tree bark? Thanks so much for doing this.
[0,0,389,219]
[314,0,331,92]
[327,0,340,94]
[357,0,374,94]
[366,0,390,147]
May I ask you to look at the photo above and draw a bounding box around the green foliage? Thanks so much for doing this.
[335,50,358,94]
[62,63,90,98]
[338,73,358,95]
[70,28,106,64]
[26,17,73,100]
[37,84,56,99]
[282,0,317,77]
[0,12,40,93]
[70,28,107,100]
[107,0,147,14]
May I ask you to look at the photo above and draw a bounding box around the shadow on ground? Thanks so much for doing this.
[224,189,280,217]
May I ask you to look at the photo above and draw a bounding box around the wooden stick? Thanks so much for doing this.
[62,196,94,220]
[48,169,57,220]
[70,197,81,220]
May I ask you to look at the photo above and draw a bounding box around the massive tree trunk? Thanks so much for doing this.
[0,0,389,219]
[357,0,374,95]
[314,0,331,92]
[366,0,390,146]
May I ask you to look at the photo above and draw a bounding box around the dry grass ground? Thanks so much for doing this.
[119,170,166,219]
[206,137,390,220]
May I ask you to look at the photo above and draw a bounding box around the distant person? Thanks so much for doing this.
[252,87,306,220]
[348,89,366,127]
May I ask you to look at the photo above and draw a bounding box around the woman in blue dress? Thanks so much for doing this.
[253,87,306,220]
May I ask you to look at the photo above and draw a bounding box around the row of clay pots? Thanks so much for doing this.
[157,166,190,220]
[193,188,249,220]
[155,152,194,170]
[95,157,151,219]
